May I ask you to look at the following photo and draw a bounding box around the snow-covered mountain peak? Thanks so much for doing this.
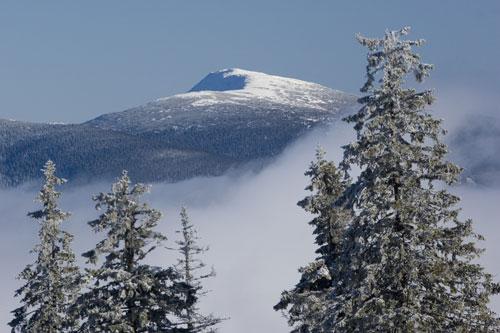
[189,68,323,93]
[189,68,249,92]
[86,69,357,135]
[156,68,346,110]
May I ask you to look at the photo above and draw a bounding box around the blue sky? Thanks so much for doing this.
[0,0,498,123]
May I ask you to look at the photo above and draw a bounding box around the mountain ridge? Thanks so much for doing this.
[0,68,497,188]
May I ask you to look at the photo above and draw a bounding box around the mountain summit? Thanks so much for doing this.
[86,68,354,134]
[187,68,340,110]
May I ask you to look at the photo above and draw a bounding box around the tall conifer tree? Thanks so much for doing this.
[172,207,223,332]
[76,171,184,332]
[277,27,499,332]
[9,160,81,333]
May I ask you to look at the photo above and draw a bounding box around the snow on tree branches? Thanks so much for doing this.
[171,207,224,332]
[276,27,499,332]
[9,160,81,333]
[274,148,351,333]
[75,171,186,332]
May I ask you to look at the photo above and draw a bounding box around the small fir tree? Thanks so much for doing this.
[172,207,224,332]
[274,148,351,332]
[9,160,81,333]
[76,171,184,332]
[277,27,499,332]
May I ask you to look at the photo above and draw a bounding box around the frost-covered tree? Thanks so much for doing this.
[277,27,499,332]
[274,148,351,332]
[9,160,81,333]
[172,207,224,332]
[76,171,184,332]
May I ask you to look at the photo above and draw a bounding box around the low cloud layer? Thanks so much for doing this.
[1,95,499,331]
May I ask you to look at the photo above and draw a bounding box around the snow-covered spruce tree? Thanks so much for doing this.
[171,207,223,332]
[9,160,81,333]
[274,148,351,332]
[76,171,184,332]
[277,27,499,332]
[340,27,498,332]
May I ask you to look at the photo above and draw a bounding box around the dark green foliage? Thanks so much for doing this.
[0,122,233,187]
